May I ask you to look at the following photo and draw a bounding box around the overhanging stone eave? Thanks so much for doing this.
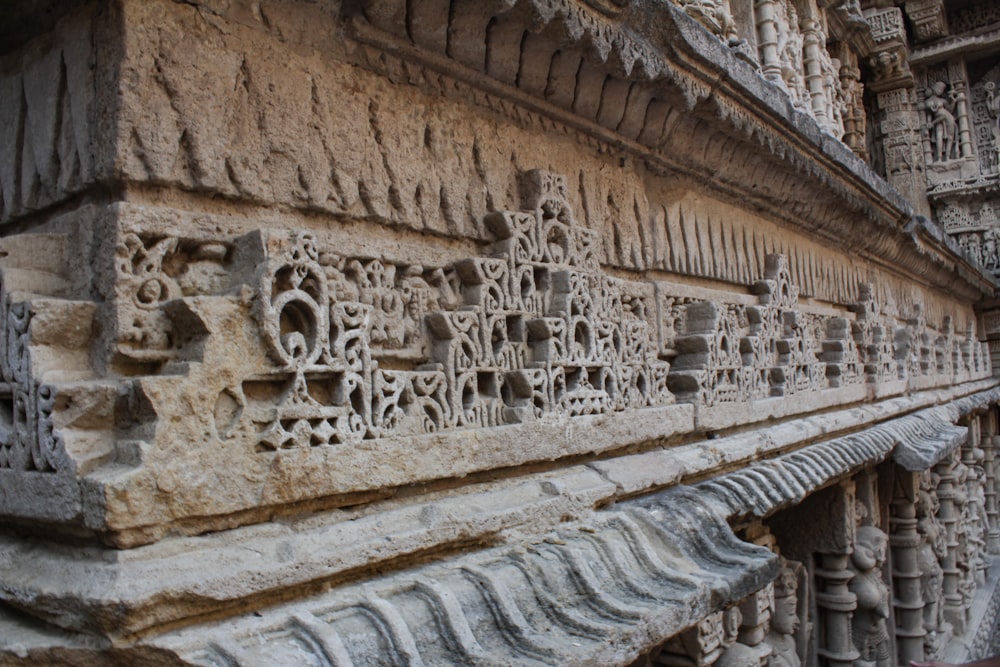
[6,381,995,665]
[140,491,779,667]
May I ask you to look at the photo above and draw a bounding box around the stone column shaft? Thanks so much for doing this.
[891,471,925,664]
[802,20,828,127]
[988,434,1000,553]
[755,0,781,82]
[816,553,859,667]
[935,455,965,633]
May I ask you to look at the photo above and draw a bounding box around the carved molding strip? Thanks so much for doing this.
[0,292,69,475]
[347,0,992,300]
[242,171,990,457]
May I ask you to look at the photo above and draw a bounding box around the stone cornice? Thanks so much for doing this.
[0,379,993,639]
[909,24,1000,64]
[348,0,997,300]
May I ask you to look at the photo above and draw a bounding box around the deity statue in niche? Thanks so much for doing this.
[915,487,948,655]
[981,230,998,272]
[848,526,891,667]
[986,81,1000,162]
[766,563,801,667]
[924,81,960,162]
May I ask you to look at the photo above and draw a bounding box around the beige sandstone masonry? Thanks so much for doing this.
[1,1,1000,665]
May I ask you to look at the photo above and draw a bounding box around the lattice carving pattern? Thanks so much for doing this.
[250,171,673,449]
[235,172,991,451]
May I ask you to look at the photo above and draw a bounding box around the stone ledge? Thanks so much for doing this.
[0,380,995,642]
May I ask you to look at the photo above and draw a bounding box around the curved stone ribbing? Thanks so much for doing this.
[681,390,1000,520]
[155,502,777,666]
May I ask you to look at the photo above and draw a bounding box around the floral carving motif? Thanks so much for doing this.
[0,292,65,473]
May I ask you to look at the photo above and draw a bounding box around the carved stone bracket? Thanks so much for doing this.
[903,0,949,43]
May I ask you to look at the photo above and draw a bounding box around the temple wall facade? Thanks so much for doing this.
[1,0,999,666]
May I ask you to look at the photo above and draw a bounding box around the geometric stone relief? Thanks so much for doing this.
[249,170,673,450]
[669,255,828,406]
[852,283,902,385]
[947,3,1000,36]
[4,178,992,479]
[113,232,233,363]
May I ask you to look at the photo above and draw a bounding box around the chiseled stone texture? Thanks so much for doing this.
[1,0,999,665]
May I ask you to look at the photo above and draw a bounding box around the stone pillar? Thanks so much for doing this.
[863,6,931,218]
[954,80,973,161]
[816,552,860,667]
[935,453,966,634]
[755,0,781,83]
[801,19,829,128]
[890,470,926,664]
[987,429,1000,554]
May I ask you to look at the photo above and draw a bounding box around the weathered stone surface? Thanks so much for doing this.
[2,0,1000,665]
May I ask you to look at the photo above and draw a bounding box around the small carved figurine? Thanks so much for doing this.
[848,526,891,667]
[766,564,801,667]
[924,81,959,163]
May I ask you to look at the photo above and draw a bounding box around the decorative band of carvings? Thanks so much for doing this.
[155,497,778,666]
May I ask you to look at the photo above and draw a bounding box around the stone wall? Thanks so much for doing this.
[1,1,999,666]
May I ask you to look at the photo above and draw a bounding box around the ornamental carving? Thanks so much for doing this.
[0,291,65,473]
[113,232,232,363]
[669,255,829,405]
[250,170,673,450]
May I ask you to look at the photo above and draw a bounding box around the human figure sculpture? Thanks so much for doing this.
[849,526,891,667]
[915,489,948,654]
[766,564,801,667]
[924,81,959,163]
[985,82,1000,161]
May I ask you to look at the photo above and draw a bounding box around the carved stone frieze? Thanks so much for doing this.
[851,284,899,385]
[249,171,673,450]
[112,232,233,364]
[947,3,1000,34]
[2,3,1000,666]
